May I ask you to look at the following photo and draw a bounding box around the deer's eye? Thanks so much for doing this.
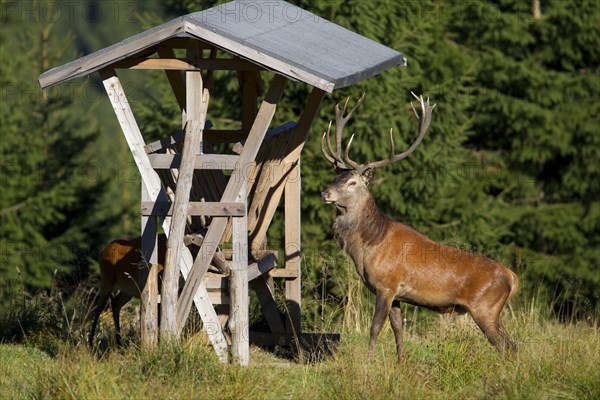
[348,181,357,187]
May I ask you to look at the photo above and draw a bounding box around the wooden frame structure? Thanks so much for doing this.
[39,0,405,365]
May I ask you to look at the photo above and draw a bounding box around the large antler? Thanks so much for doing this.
[321,94,365,170]
[321,92,436,172]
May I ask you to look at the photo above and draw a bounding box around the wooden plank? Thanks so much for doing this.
[285,160,302,334]
[140,184,159,348]
[162,49,206,337]
[115,57,264,71]
[141,201,245,217]
[176,74,288,334]
[247,253,277,282]
[148,154,239,170]
[161,118,205,338]
[101,70,229,361]
[230,181,249,365]
[268,269,300,279]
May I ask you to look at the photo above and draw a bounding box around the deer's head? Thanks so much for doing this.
[321,92,435,211]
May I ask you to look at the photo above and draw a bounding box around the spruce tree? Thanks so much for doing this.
[0,1,107,302]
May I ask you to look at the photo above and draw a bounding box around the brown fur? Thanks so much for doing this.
[88,234,230,347]
[322,169,518,359]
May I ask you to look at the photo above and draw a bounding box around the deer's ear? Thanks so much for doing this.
[361,168,374,184]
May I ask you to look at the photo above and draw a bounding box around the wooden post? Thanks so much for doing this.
[161,119,205,338]
[230,181,249,365]
[140,184,159,347]
[176,74,288,333]
[285,160,302,334]
[161,46,208,338]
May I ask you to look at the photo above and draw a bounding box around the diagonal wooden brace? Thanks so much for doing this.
[101,69,228,361]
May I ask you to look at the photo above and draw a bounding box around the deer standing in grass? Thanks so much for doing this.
[321,93,518,359]
[89,234,230,347]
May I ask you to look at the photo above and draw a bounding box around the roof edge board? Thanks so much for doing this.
[38,19,188,89]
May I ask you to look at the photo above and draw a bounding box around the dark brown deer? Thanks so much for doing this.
[89,234,230,347]
[321,93,518,359]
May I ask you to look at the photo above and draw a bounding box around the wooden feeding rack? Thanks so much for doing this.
[39,0,405,365]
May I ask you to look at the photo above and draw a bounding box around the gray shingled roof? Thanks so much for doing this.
[39,0,406,92]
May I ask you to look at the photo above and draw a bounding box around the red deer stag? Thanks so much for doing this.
[321,93,518,359]
[89,234,230,347]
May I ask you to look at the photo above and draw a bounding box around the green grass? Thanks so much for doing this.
[1,307,598,400]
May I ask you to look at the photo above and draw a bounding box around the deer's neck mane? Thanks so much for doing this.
[333,194,393,259]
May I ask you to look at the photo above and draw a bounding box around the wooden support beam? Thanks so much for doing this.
[162,118,205,339]
[176,74,288,334]
[248,87,326,252]
[140,201,245,217]
[101,69,228,361]
[230,181,249,365]
[285,160,302,334]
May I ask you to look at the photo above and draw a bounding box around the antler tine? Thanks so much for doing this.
[321,131,337,166]
[388,128,395,160]
[343,134,362,170]
[320,94,367,170]
[321,121,345,168]
[361,92,435,171]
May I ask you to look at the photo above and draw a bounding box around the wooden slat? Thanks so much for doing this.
[230,181,249,365]
[247,253,277,282]
[161,118,205,338]
[268,269,300,279]
[285,161,302,333]
[176,74,288,334]
[141,201,245,217]
[101,70,229,361]
[147,154,239,170]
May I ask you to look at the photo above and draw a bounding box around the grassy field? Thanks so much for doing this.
[1,302,598,400]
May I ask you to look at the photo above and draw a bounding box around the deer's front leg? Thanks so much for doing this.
[368,291,394,353]
[388,299,405,361]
